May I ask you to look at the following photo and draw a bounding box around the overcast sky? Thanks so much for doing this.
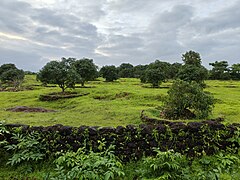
[0,0,239,71]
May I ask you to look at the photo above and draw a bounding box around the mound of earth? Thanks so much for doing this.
[6,106,56,113]
[39,92,89,101]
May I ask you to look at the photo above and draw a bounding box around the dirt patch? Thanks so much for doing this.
[6,106,56,113]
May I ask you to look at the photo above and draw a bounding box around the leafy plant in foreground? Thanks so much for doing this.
[141,149,187,179]
[4,132,46,166]
[49,145,125,180]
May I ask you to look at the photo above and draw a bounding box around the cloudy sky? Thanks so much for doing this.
[0,0,239,71]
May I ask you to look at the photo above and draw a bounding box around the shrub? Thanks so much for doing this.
[162,80,214,119]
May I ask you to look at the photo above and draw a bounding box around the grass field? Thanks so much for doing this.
[0,75,240,127]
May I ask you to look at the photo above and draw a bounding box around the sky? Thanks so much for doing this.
[0,0,239,71]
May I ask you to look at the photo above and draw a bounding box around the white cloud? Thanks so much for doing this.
[0,0,239,71]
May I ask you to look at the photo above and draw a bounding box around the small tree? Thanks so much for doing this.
[0,63,25,88]
[141,60,170,87]
[37,58,80,92]
[99,65,118,82]
[144,68,166,88]
[74,58,98,86]
[162,80,214,119]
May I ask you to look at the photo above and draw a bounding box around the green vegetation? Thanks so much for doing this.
[0,75,240,126]
[0,63,25,89]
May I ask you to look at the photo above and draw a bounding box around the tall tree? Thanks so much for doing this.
[178,51,208,87]
[74,58,98,86]
[182,50,201,67]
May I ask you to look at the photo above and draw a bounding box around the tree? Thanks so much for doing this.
[230,63,240,80]
[141,60,170,87]
[37,58,80,92]
[209,61,230,80]
[0,63,25,88]
[99,65,118,82]
[177,65,208,87]
[162,80,214,119]
[74,58,98,86]
[133,64,148,78]
[169,62,182,79]
[0,63,17,76]
[118,63,134,78]
[182,50,201,67]
[178,51,208,87]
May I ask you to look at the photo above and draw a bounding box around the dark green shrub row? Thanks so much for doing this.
[39,92,89,101]
[1,121,239,162]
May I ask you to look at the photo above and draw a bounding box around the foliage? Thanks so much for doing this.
[169,62,182,79]
[162,80,214,119]
[230,63,240,80]
[141,60,170,87]
[133,64,148,78]
[37,58,80,92]
[177,64,208,87]
[118,63,134,78]
[209,61,230,80]
[100,65,119,82]
[4,132,46,166]
[0,63,25,88]
[182,50,202,67]
[49,145,125,179]
[140,149,187,179]
[73,58,98,86]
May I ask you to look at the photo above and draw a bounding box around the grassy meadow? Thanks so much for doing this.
[0,75,240,127]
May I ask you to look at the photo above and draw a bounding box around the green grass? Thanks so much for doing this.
[0,75,240,127]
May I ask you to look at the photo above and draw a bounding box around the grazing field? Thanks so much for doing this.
[0,75,240,126]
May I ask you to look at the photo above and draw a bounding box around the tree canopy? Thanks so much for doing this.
[178,51,208,87]
[100,65,118,82]
[0,63,25,88]
[37,58,80,92]
[73,58,98,86]
[162,80,214,119]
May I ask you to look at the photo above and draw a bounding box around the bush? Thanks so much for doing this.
[162,80,214,119]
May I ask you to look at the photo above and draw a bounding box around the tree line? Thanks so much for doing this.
[0,50,239,90]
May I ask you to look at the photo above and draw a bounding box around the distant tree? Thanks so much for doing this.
[118,63,134,78]
[37,58,80,92]
[142,60,170,87]
[182,50,201,67]
[169,62,182,79]
[177,65,208,87]
[74,58,98,86]
[0,69,24,88]
[133,64,148,78]
[0,63,17,76]
[24,71,37,75]
[178,51,208,87]
[209,61,230,80]
[162,80,214,119]
[0,63,24,88]
[99,65,118,82]
[230,63,240,80]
